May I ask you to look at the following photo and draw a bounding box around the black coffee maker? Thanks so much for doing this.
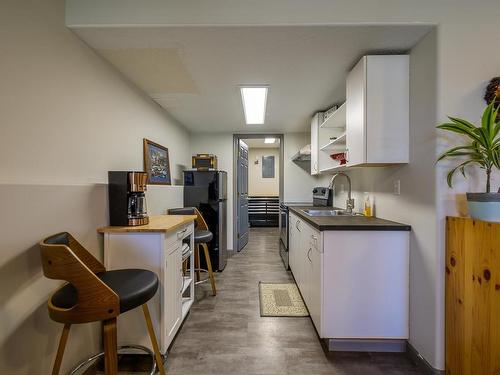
[108,171,149,226]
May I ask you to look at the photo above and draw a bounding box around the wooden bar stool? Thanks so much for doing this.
[168,208,217,296]
[39,232,166,375]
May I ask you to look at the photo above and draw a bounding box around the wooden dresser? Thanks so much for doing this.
[445,217,500,374]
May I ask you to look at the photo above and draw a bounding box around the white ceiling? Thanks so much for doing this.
[72,25,431,133]
[242,138,280,149]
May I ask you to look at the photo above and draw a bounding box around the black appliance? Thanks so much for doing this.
[192,154,218,170]
[183,170,227,271]
[279,201,312,269]
[313,186,333,206]
[108,171,149,226]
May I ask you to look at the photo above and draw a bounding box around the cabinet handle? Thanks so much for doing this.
[314,161,318,172]
[177,228,188,238]
[307,248,312,262]
[296,220,301,232]
[311,234,317,246]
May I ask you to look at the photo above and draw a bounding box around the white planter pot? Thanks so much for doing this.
[466,193,500,222]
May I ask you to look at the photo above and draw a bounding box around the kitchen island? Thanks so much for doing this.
[98,214,196,353]
[288,206,410,352]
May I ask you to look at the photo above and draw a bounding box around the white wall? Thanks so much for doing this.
[334,30,439,367]
[248,148,280,196]
[0,1,191,374]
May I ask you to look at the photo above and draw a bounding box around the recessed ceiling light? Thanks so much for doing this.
[264,138,276,144]
[240,86,268,125]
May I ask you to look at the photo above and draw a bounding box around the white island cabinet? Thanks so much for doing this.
[289,211,409,350]
[98,215,196,353]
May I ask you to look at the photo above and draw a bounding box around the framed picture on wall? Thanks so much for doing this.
[143,139,172,185]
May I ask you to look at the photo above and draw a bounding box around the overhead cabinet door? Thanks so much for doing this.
[346,56,366,166]
[346,55,409,167]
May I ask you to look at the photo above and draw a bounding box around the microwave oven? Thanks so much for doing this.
[192,154,218,170]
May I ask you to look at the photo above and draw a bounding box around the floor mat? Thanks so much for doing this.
[258,282,309,317]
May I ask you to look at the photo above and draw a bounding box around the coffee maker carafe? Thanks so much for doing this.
[108,171,149,226]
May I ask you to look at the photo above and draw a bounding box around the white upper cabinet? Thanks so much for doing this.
[346,55,409,166]
[310,55,409,174]
[310,113,320,175]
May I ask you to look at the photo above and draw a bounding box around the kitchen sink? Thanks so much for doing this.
[301,209,359,217]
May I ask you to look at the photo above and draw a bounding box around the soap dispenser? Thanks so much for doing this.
[363,192,374,217]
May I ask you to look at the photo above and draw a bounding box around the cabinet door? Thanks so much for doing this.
[289,213,298,273]
[310,114,319,175]
[308,229,322,335]
[365,55,409,164]
[164,242,182,349]
[346,56,366,166]
[295,216,306,290]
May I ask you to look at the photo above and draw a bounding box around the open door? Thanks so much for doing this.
[237,139,249,251]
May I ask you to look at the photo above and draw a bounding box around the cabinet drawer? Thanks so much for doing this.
[165,222,193,250]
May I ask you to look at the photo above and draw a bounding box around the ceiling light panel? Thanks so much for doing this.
[240,86,268,125]
[264,138,276,144]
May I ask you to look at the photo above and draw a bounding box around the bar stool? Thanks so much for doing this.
[168,208,217,296]
[39,232,166,375]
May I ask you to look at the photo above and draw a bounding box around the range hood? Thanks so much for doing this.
[291,144,311,162]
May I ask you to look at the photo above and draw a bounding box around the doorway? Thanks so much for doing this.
[233,134,284,252]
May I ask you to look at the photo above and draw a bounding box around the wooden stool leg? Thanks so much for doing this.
[202,243,217,296]
[52,323,71,375]
[194,244,201,282]
[142,304,166,375]
[103,318,118,375]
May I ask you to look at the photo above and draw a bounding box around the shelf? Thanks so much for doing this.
[320,102,346,129]
[182,276,192,294]
[319,164,348,173]
[182,297,194,319]
[320,133,346,152]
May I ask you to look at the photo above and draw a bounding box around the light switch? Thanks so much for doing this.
[393,180,401,195]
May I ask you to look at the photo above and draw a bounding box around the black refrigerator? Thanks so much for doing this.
[183,170,227,271]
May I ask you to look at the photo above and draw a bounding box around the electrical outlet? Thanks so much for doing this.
[393,180,401,195]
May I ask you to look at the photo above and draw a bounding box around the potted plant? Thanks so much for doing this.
[437,99,500,222]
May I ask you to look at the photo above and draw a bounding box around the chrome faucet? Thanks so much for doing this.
[328,172,355,213]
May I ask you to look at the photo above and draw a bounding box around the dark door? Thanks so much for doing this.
[237,140,249,251]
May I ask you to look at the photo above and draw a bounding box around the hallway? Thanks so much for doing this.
[166,228,424,375]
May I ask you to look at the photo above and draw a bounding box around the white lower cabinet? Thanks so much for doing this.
[103,222,195,353]
[164,241,182,347]
[288,212,409,340]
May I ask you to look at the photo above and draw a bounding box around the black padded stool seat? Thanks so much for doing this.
[51,269,159,314]
[194,229,213,244]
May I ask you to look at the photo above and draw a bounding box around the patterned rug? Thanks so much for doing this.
[258,282,309,317]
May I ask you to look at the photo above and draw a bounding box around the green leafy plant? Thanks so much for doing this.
[437,99,500,193]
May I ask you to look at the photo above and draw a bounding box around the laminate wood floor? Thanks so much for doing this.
[86,227,425,374]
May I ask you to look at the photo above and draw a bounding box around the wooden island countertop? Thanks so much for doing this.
[98,214,197,233]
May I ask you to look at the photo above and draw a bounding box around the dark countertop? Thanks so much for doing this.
[288,206,411,231]
[281,201,313,207]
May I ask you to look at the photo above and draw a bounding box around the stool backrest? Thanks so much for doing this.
[39,232,120,324]
[168,207,209,230]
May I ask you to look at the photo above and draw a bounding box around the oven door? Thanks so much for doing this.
[279,238,289,269]
[279,204,288,248]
